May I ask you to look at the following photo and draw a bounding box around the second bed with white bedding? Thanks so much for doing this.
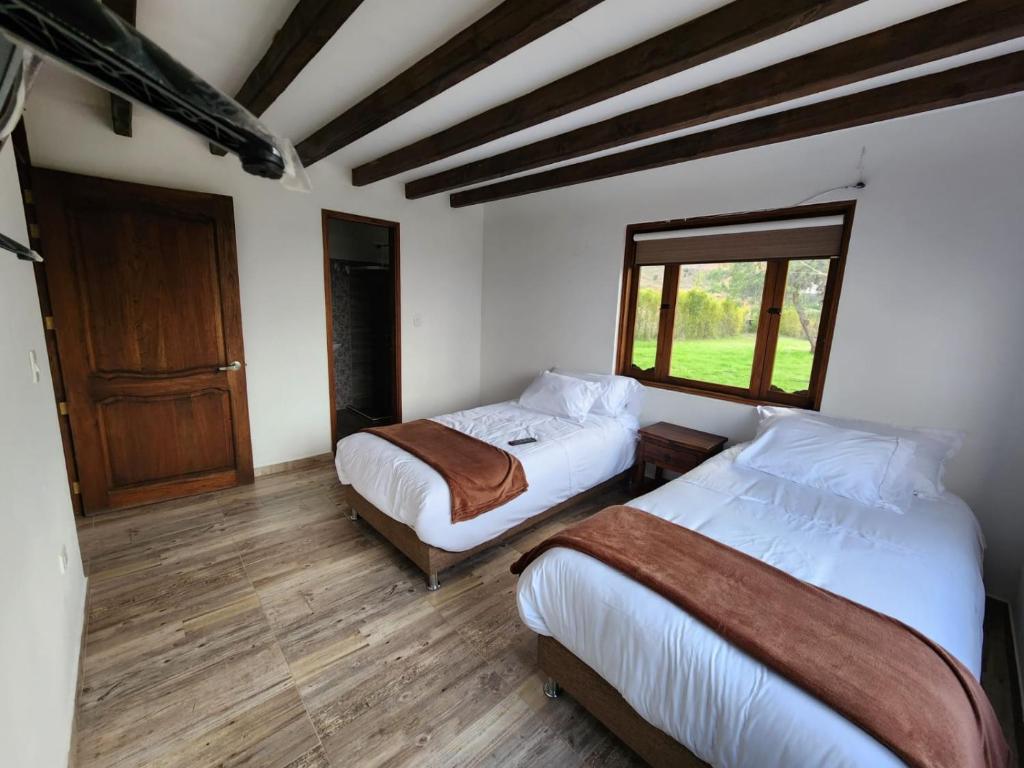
[516,446,986,768]
[335,401,637,552]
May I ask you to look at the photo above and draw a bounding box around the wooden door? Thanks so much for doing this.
[34,170,253,513]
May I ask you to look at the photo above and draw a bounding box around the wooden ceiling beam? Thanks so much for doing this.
[351,0,868,186]
[210,0,366,155]
[449,50,1024,207]
[409,0,1024,199]
[104,0,136,137]
[295,0,606,166]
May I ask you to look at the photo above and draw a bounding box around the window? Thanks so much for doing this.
[616,203,853,410]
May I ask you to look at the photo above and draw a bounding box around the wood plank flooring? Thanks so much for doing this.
[74,462,1022,767]
[74,462,641,768]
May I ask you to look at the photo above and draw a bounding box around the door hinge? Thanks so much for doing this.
[22,189,32,204]
[28,223,40,239]
[58,401,69,416]
[44,315,55,331]
[72,481,81,495]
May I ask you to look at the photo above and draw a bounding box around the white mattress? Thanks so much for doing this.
[516,446,986,768]
[335,401,637,552]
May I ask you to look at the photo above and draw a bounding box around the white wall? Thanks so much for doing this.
[24,80,485,469]
[481,94,1024,598]
[0,143,87,767]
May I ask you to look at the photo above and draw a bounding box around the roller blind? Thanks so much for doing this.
[633,216,845,266]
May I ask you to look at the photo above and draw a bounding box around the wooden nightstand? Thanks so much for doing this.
[631,422,728,490]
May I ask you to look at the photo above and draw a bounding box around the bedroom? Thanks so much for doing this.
[1,0,1022,766]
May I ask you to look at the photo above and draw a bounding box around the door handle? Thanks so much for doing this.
[218,361,242,372]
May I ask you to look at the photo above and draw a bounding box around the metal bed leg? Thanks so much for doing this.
[543,677,561,699]
[426,572,440,591]
[347,506,358,521]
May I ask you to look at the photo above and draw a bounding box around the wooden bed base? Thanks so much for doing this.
[538,635,708,768]
[342,470,629,589]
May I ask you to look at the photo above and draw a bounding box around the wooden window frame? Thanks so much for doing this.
[615,201,855,411]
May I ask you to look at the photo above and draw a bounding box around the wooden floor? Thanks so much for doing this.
[74,462,1022,768]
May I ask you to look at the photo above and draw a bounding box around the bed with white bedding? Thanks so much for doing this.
[336,400,637,552]
[516,442,986,767]
[336,369,643,589]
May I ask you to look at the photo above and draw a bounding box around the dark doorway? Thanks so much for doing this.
[322,210,401,446]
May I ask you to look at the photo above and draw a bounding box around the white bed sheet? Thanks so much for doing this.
[516,445,986,768]
[335,401,637,552]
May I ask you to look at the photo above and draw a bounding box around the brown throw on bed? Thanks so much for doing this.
[511,505,1010,768]
[366,419,528,523]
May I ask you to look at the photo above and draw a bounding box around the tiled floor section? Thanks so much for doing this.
[74,462,1021,767]
[74,462,642,767]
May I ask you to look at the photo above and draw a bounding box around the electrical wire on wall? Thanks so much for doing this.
[794,146,867,206]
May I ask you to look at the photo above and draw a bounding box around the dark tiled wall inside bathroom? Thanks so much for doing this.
[330,261,394,415]
[330,259,353,410]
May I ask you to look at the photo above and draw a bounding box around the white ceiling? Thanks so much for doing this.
[30,0,1024,193]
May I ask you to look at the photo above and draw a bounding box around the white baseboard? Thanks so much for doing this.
[67,576,89,768]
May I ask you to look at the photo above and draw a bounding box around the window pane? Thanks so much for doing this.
[630,265,664,372]
[770,258,830,394]
[669,262,766,388]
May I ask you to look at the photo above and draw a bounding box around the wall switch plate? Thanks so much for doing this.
[29,349,41,383]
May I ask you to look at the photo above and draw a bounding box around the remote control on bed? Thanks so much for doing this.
[508,437,537,446]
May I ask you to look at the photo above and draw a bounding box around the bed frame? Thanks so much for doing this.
[342,470,629,590]
[538,635,708,768]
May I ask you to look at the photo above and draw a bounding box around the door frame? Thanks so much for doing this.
[321,209,402,449]
[11,123,83,514]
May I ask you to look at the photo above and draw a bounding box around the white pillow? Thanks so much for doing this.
[755,406,962,498]
[622,381,646,422]
[551,368,645,419]
[737,417,916,512]
[518,371,603,424]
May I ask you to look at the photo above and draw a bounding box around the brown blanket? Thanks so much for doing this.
[366,419,528,523]
[511,505,1009,768]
